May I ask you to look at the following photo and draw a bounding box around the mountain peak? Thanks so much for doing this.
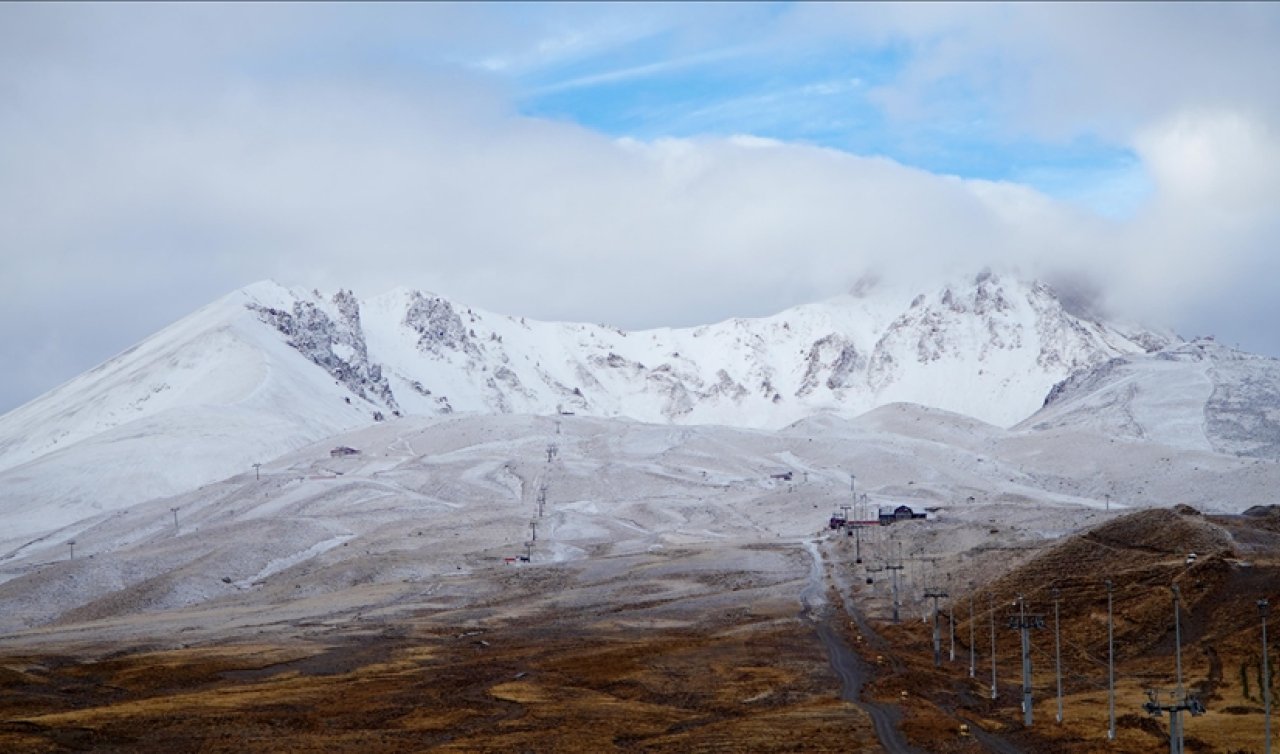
[0,272,1219,538]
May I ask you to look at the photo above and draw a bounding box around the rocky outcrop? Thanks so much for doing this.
[248,291,398,413]
[242,273,1176,429]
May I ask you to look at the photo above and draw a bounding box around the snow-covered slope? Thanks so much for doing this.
[1021,339,1280,457]
[4,410,1277,636]
[0,272,1170,535]
[0,284,386,534]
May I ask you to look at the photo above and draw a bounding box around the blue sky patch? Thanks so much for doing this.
[505,26,1149,218]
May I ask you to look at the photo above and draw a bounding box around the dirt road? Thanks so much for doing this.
[802,541,923,754]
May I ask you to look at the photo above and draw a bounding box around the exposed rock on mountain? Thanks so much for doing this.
[226,271,1171,432]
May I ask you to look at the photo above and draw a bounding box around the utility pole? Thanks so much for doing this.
[990,592,998,700]
[1054,587,1063,723]
[1261,598,1272,754]
[1107,579,1116,741]
[924,587,950,667]
[1008,594,1046,727]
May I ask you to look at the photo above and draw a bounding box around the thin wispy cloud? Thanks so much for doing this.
[524,45,752,97]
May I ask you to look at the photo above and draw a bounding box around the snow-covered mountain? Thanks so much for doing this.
[2,273,1171,463]
[1021,338,1280,457]
[0,272,1173,535]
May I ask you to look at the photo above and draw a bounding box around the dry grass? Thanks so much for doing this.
[843,507,1280,754]
[0,613,879,753]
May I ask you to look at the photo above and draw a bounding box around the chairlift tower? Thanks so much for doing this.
[1107,579,1116,740]
[885,547,904,624]
[968,581,977,678]
[1007,594,1046,727]
[847,475,865,563]
[949,603,956,663]
[1143,584,1205,754]
[537,484,547,518]
[1053,587,1063,723]
[924,587,950,666]
[882,562,904,624]
[989,593,998,700]
[1142,688,1205,754]
[915,555,941,620]
[1260,598,1272,754]
[947,573,956,662]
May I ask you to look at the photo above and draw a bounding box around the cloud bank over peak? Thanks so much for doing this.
[1,3,1278,412]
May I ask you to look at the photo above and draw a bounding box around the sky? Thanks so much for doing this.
[2,2,1279,413]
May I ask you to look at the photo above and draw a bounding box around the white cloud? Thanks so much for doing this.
[790,3,1280,142]
[2,3,1279,413]
[1108,110,1280,330]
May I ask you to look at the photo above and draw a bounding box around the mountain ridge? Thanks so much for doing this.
[0,272,1173,473]
[0,272,1186,536]
[251,272,1170,426]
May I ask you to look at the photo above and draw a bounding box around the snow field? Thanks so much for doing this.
[0,408,1276,642]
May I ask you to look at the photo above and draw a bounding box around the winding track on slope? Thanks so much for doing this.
[801,540,922,754]
[822,541,1026,754]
